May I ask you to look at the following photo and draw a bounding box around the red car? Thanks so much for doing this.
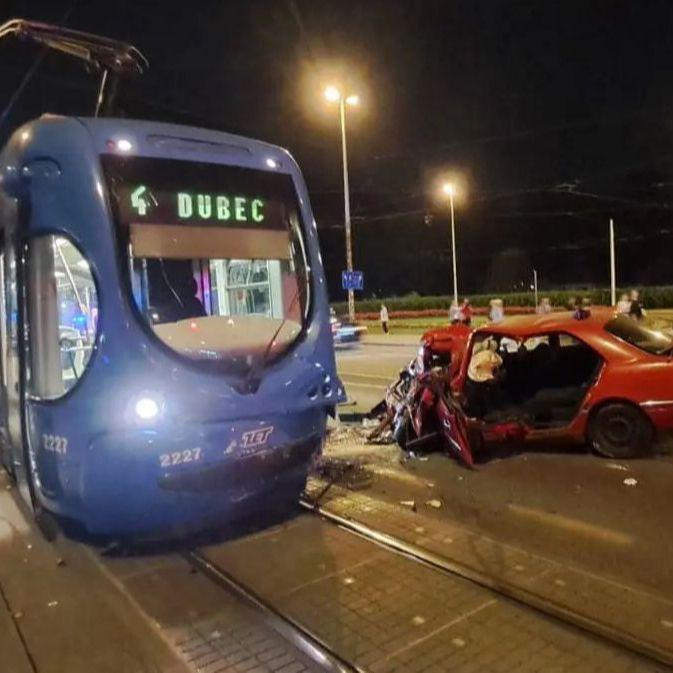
[422,309,673,458]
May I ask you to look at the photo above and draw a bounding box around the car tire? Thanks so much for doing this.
[588,403,654,459]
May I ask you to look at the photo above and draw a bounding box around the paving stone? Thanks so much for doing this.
[202,512,667,673]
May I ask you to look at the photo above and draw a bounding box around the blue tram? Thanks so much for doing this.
[0,113,342,536]
[0,21,344,538]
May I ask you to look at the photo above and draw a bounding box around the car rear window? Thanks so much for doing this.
[605,315,673,356]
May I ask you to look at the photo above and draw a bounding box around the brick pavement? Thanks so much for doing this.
[99,551,322,673]
[201,513,667,672]
[304,478,673,668]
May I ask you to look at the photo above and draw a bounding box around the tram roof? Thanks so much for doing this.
[3,115,299,174]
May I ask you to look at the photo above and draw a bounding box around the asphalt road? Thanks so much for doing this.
[336,338,419,414]
[334,340,673,600]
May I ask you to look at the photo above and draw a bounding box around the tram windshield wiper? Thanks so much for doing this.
[237,286,304,394]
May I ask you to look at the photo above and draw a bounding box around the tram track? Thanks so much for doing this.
[298,495,673,670]
[185,549,362,673]
[180,498,671,673]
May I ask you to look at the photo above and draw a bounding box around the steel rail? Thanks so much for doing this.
[299,497,673,669]
[185,550,364,673]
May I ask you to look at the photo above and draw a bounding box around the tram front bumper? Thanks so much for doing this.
[75,417,324,536]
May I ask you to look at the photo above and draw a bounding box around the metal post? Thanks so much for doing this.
[609,218,616,306]
[449,191,458,305]
[94,68,109,117]
[339,96,355,323]
[533,268,539,307]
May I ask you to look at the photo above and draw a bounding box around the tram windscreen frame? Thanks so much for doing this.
[101,155,311,374]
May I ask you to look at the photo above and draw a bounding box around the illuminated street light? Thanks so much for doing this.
[440,182,459,305]
[324,85,360,323]
[324,85,341,102]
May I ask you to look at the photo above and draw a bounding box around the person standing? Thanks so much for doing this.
[461,298,474,326]
[628,289,644,320]
[536,297,552,314]
[449,300,463,324]
[380,303,390,334]
[489,298,504,323]
[616,293,630,314]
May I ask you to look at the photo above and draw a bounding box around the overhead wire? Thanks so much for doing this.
[0,2,80,132]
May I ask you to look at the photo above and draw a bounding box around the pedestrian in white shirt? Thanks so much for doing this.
[616,293,630,314]
[489,298,504,323]
[449,300,464,324]
[380,304,389,334]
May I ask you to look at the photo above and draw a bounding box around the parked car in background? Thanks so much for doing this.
[421,309,673,458]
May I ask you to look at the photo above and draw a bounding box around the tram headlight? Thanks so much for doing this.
[135,396,160,421]
[116,138,133,152]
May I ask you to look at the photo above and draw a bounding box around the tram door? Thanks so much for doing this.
[0,232,30,502]
[1,212,25,485]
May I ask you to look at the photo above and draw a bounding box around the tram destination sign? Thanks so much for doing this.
[103,156,295,232]
[123,185,287,230]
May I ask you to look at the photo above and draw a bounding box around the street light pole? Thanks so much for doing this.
[325,85,358,323]
[533,268,539,307]
[339,95,355,323]
[449,189,458,306]
[609,218,616,306]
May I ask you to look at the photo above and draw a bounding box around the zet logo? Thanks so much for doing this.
[241,426,274,449]
[130,184,150,216]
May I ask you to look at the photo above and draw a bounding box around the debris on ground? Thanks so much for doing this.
[55,557,66,567]
[623,477,638,486]
[425,499,442,509]
[367,434,395,445]
[47,600,58,608]
[312,456,373,490]
[426,482,435,488]
[399,500,417,511]
[606,462,629,471]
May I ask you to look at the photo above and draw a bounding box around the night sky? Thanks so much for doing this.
[2,1,673,299]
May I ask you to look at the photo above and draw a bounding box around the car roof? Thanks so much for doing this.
[479,307,616,338]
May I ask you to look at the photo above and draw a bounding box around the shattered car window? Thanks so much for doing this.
[605,315,673,356]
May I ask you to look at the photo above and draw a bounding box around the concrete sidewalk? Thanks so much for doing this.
[0,472,190,673]
[0,469,323,673]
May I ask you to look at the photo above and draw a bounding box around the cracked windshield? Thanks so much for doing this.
[1,3,673,673]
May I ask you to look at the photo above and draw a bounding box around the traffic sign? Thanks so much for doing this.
[342,270,364,291]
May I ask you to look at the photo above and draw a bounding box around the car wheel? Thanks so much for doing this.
[588,403,653,458]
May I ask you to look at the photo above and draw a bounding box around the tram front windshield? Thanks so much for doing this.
[102,156,310,371]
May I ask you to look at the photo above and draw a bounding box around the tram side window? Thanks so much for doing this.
[28,236,98,399]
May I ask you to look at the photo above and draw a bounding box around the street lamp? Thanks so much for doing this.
[324,84,359,323]
[441,182,459,305]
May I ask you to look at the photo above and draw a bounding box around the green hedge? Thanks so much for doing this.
[331,286,673,314]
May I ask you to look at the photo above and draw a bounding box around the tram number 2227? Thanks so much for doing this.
[42,434,68,455]
[159,447,202,468]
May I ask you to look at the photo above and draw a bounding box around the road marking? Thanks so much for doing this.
[338,370,394,382]
[341,380,386,390]
[379,599,497,662]
[507,504,634,546]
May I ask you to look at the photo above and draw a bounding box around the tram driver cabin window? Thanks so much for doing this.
[102,157,310,365]
[28,236,98,399]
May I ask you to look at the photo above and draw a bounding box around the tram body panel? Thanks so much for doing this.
[0,116,340,535]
